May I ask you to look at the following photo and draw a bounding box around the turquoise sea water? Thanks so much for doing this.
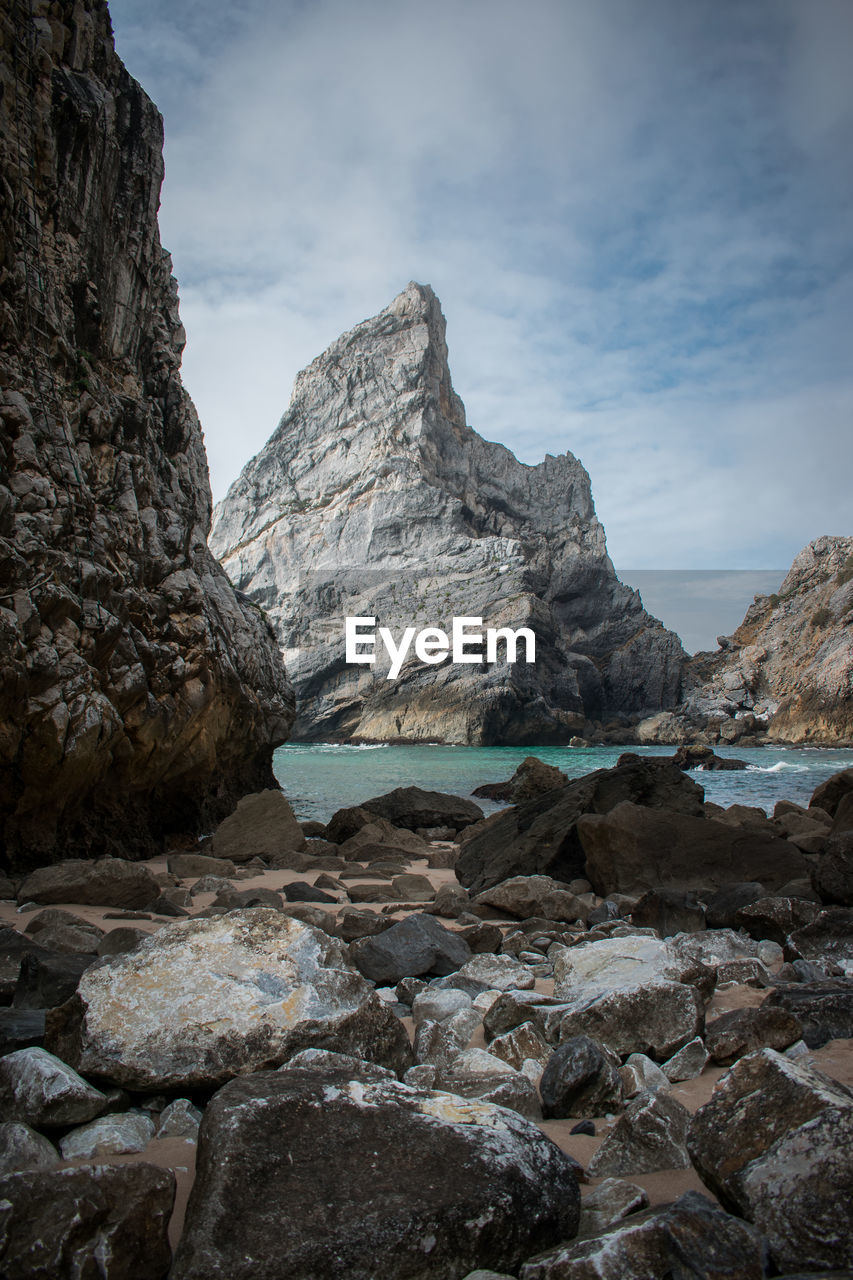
[272,742,853,824]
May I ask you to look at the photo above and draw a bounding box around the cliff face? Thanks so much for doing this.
[680,536,853,745]
[210,283,685,745]
[0,0,294,871]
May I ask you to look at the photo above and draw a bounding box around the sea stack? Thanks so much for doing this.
[210,283,685,744]
[0,1,293,871]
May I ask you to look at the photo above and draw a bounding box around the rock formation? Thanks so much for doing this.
[210,282,685,744]
[0,1,293,871]
[644,536,853,745]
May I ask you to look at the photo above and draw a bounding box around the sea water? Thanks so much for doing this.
[272,742,853,824]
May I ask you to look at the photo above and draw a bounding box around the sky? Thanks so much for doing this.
[107,0,852,583]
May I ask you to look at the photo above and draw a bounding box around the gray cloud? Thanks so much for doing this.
[108,0,853,570]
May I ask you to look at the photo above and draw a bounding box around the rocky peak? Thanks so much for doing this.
[211,285,685,744]
[0,0,293,869]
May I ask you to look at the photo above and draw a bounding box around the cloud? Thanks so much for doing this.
[107,0,853,570]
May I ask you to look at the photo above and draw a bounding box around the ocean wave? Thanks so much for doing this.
[746,761,809,774]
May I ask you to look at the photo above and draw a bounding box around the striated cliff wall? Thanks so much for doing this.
[0,0,294,871]
[679,535,853,745]
[211,283,685,744]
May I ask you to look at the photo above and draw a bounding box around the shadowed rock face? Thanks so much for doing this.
[0,2,293,871]
[210,282,685,745]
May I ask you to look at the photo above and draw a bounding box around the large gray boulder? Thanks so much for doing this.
[587,1090,692,1177]
[0,1163,174,1279]
[457,756,704,893]
[349,913,472,984]
[762,980,853,1048]
[211,789,305,863]
[16,858,159,909]
[578,802,808,896]
[557,981,704,1062]
[45,910,412,1089]
[0,1047,111,1128]
[539,1036,623,1119]
[475,876,585,922]
[359,786,484,833]
[171,1065,580,1279]
[688,1049,853,1272]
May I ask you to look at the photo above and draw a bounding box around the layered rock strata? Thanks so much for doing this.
[644,536,853,745]
[210,282,685,744]
[0,1,293,870]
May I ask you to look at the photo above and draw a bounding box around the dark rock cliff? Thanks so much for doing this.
[211,283,685,744]
[0,0,294,872]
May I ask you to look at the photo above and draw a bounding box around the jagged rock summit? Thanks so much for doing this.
[211,283,685,744]
[0,1,293,870]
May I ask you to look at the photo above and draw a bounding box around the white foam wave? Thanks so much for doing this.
[746,761,809,774]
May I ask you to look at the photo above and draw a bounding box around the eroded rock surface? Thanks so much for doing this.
[45,909,411,1088]
[0,1,293,872]
[172,1066,580,1279]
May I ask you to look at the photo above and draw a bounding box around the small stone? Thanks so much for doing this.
[570,1119,595,1136]
[620,1053,671,1098]
[59,1110,156,1159]
[661,1036,709,1082]
[157,1097,203,1139]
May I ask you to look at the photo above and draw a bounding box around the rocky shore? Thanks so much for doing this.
[1,755,852,1277]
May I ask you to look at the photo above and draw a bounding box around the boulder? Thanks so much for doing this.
[587,1090,691,1177]
[715,957,774,987]
[671,745,748,771]
[666,927,769,974]
[16,858,159,909]
[97,926,149,957]
[704,1006,803,1064]
[281,881,335,903]
[428,883,471,918]
[558,981,704,1061]
[414,1009,482,1069]
[157,1097,202,1139]
[704,881,767,929]
[662,1036,709,1082]
[762,981,853,1048]
[0,1009,46,1055]
[488,1022,552,1072]
[553,934,687,1001]
[736,896,820,944]
[349,913,471,984]
[475,875,585,922]
[391,873,435,902]
[630,888,705,936]
[359,786,484,833]
[172,1066,580,1279]
[432,1047,543,1119]
[59,1110,156,1159]
[579,802,807,896]
[688,1049,853,1272]
[457,756,705,894]
[411,989,473,1026]
[0,1163,175,1279]
[450,952,536,992]
[788,907,853,976]
[813,847,853,906]
[474,757,569,805]
[12,949,93,1009]
[620,1053,671,1098]
[211,789,305,863]
[45,910,411,1090]
[0,1121,59,1175]
[0,1047,110,1128]
[576,1177,649,1239]
[810,768,853,820]
[539,1036,624,1119]
[167,852,237,878]
[520,1191,767,1279]
[20,922,100,955]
